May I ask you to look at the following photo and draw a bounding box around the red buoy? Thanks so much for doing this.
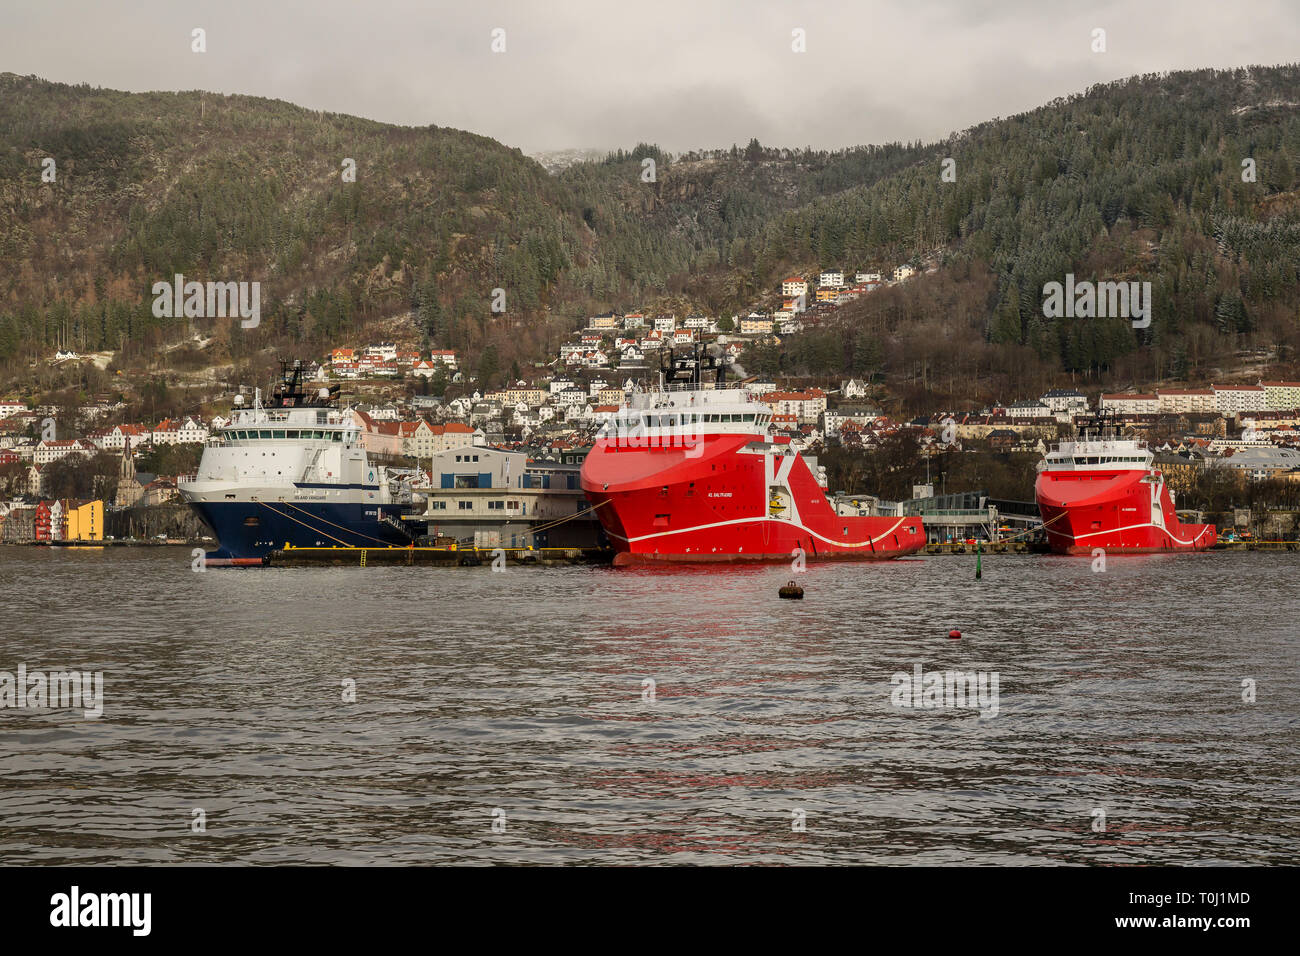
[948,629,962,639]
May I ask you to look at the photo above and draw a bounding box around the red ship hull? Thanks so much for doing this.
[581,431,925,565]
[1034,467,1216,554]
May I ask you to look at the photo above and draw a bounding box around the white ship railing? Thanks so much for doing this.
[641,382,749,393]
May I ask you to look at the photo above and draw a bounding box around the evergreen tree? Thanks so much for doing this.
[990,282,1023,345]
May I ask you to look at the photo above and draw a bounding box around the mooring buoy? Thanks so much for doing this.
[779,580,804,600]
[948,628,962,639]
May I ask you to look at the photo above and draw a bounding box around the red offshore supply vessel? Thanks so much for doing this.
[1034,421,1216,554]
[580,348,925,566]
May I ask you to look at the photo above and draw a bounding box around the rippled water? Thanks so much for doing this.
[1,546,1297,865]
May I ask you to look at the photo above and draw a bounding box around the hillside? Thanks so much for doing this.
[743,67,1300,408]
[1,66,1299,405]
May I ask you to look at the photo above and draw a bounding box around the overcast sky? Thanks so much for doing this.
[4,0,1299,155]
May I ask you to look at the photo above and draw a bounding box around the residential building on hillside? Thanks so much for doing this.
[34,439,97,465]
[823,405,881,438]
[1261,381,1300,410]
[1100,393,1159,416]
[1213,384,1267,415]
[1157,388,1216,414]
[1005,400,1053,419]
[1039,389,1089,413]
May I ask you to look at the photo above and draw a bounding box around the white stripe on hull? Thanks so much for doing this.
[1047,520,1214,547]
[602,513,911,549]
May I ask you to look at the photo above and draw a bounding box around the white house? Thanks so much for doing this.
[34,438,97,465]
[823,405,881,438]
[1039,389,1089,413]
[1004,401,1053,419]
[176,417,210,443]
[428,349,458,368]
[555,387,587,408]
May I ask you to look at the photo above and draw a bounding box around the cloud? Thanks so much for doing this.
[4,0,1299,153]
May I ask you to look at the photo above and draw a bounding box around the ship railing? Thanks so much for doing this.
[176,474,197,484]
[1047,438,1148,453]
[640,382,752,394]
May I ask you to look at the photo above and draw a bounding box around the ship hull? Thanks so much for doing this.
[1034,468,1215,554]
[581,432,925,565]
[182,491,414,559]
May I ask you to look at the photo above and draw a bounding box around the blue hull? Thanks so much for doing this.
[188,499,416,559]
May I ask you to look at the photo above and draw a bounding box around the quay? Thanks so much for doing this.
[925,541,1033,554]
[1214,539,1300,551]
[266,544,614,567]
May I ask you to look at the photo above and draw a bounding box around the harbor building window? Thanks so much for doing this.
[458,501,472,510]
[429,501,447,510]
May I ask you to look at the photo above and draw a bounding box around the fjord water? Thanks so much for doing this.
[1,547,1296,866]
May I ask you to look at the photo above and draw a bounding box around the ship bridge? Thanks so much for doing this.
[599,385,773,446]
[1040,438,1153,472]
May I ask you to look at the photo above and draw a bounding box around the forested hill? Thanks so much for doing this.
[736,65,1300,404]
[1,65,1299,401]
[0,72,932,376]
[0,72,590,368]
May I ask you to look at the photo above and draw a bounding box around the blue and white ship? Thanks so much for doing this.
[178,361,417,562]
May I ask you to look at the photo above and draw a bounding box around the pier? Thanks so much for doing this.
[266,544,613,567]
